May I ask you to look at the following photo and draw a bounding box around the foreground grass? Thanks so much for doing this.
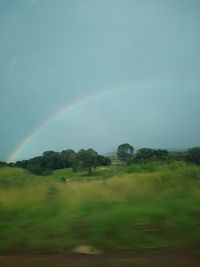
[0,162,200,252]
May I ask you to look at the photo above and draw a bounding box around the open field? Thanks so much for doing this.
[0,161,200,253]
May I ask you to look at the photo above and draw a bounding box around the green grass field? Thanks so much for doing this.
[0,161,200,252]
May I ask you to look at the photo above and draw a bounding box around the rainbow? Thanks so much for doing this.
[6,81,189,162]
[7,83,133,162]
[6,90,107,162]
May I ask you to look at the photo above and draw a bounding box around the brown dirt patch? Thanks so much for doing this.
[0,250,199,267]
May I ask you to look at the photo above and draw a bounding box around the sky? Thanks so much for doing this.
[0,0,200,162]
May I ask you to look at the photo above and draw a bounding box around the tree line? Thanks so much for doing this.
[9,148,111,175]
[0,145,200,175]
[116,144,200,166]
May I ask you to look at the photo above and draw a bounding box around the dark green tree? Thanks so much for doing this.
[15,160,29,168]
[117,143,134,164]
[186,147,200,165]
[0,161,8,167]
[96,155,111,166]
[61,149,76,168]
[135,148,169,162]
[42,151,63,169]
[75,148,98,175]
[135,148,157,162]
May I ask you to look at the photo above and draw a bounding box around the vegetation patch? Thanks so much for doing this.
[0,161,200,252]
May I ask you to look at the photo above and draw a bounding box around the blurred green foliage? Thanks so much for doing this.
[0,161,200,252]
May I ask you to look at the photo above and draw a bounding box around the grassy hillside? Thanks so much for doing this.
[0,162,200,252]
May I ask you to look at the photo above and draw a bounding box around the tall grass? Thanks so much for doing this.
[0,162,200,252]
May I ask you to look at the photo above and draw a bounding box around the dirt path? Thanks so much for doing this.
[0,250,199,267]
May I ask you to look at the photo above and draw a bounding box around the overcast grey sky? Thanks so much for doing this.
[0,0,200,161]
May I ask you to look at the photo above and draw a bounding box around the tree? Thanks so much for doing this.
[96,155,111,166]
[75,148,98,175]
[26,156,52,175]
[135,148,156,162]
[42,151,63,170]
[15,160,29,168]
[0,161,8,167]
[135,148,169,162]
[117,143,134,164]
[186,147,200,165]
[61,149,76,168]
